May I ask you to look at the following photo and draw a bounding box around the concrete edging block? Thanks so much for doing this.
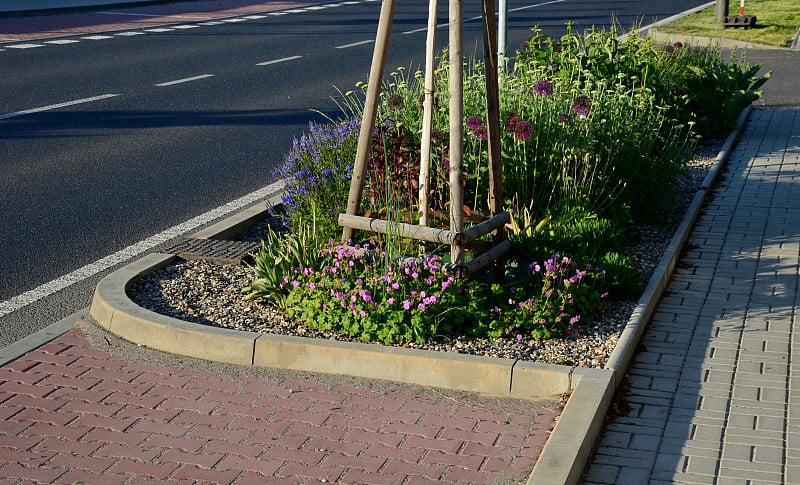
[90,252,258,366]
[527,369,615,485]
[254,333,516,396]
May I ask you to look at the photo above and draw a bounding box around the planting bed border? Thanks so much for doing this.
[89,107,749,485]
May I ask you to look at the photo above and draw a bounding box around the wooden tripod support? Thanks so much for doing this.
[339,0,508,279]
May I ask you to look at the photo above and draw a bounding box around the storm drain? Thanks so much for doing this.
[163,238,261,265]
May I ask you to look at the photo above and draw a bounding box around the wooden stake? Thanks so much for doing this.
[341,0,397,242]
[448,0,464,266]
[418,0,439,228]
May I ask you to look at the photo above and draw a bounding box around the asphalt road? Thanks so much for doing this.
[0,0,710,347]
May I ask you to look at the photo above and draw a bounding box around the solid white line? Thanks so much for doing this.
[155,74,214,87]
[336,40,374,49]
[256,55,302,66]
[0,180,285,319]
[0,94,120,120]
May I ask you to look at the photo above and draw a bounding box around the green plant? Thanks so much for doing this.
[242,214,328,308]
[485,254,607,340]
[597,251,642,298]
[685,58,770,134]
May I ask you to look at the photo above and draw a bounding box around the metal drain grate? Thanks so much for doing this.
[164,238,261,265]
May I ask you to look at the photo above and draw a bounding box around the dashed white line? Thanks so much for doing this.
[155,74,214,87]
[336,40,374,49]
[95,11,161,17]
[0,180,285,319]
[242,15,267,19]
[145,28,174,32]
[172,25,200,29]
[306,5,328,9]
[81,35,115,40]
[256,55,302,66]
[221,18,247,22]
[268,11,288,15]
[6,43,45,49]
[198,21,225,25]
[45,39,81,44]
[0,93,120,120]
[115,31,146,36]
[285,9,308,13]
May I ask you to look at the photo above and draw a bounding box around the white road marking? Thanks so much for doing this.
[221,18,247,22]
[242,15,268,19]
[198,21,225,25]
[256,55,303,66]
[45,39,81,44]
[6,43,45,49]
[0,93,120,120]
[155,74,214,87]
[95,11,161,17]
[306,5,328,9]
[285,9,308,13]
[172,25,200,29]
[509,0,569,13]
[0,180,285,319]
[336,40,374,49]
[145,28,174,32]
[81,35,115,40]
[268,11,289,15]
[115,31,146,36]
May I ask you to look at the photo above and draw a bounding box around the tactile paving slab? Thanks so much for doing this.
[163,238,261,264]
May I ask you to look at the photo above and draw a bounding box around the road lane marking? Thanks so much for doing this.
[256,55,302,66]
[115,31,146,36]
[81,35,115,40]
[155,74,214,86]
[6,44,45,49]
[198,21,225,25]
[242,15,268,19]
[0,180,285,319]
[45,39,81,44]
[268,11,289,15]
[95,11,161,17]
[0,94,120,120]
[336,40,374,49]
[172,25,200,29]
[145,28,174,32]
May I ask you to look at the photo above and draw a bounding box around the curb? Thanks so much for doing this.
[85,107,751,485]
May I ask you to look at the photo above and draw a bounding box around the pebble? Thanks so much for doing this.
[129,140,721,369]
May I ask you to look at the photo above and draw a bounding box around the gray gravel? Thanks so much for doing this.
[129,140,722,369]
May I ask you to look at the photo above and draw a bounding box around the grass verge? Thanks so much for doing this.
[658,0,799,48]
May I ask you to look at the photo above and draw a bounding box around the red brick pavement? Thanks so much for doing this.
[0,328,556,483]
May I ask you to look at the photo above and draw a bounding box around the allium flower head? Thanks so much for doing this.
[572,96,592,117]
[387,93,404,111]
[533,79,553,96]
[466,115,483,130]
[556,113,573,124]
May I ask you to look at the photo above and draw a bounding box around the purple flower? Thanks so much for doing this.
[512,120,532,141]
[533,79,553,96]
[387,93,404,111]
[466,115,483,130]
[470,125,488,141]
[572,96,592,117]
[556,113,573,124]
[403,300,411,310]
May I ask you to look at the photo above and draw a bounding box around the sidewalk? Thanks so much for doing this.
[584,107,800,484]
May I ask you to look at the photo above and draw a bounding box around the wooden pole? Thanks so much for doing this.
[481,0,505,282]
[448,0,464,267]
[341,0,397,242]
[418,0,439,227]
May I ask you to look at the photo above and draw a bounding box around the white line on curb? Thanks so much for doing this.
[256,55,302,66]
[0,94,120,120]
[0,180,285,319]
[155,74,214,86]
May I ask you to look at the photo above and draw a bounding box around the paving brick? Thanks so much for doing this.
[108,457,179,479]
[168,464,241,483]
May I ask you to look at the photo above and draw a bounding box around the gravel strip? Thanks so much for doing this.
[129,140,723,369]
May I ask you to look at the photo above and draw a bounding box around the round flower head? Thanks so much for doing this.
[572,96,592,117]
[533,79,553,96]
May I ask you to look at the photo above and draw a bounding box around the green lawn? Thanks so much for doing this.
[658,0,800,48]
